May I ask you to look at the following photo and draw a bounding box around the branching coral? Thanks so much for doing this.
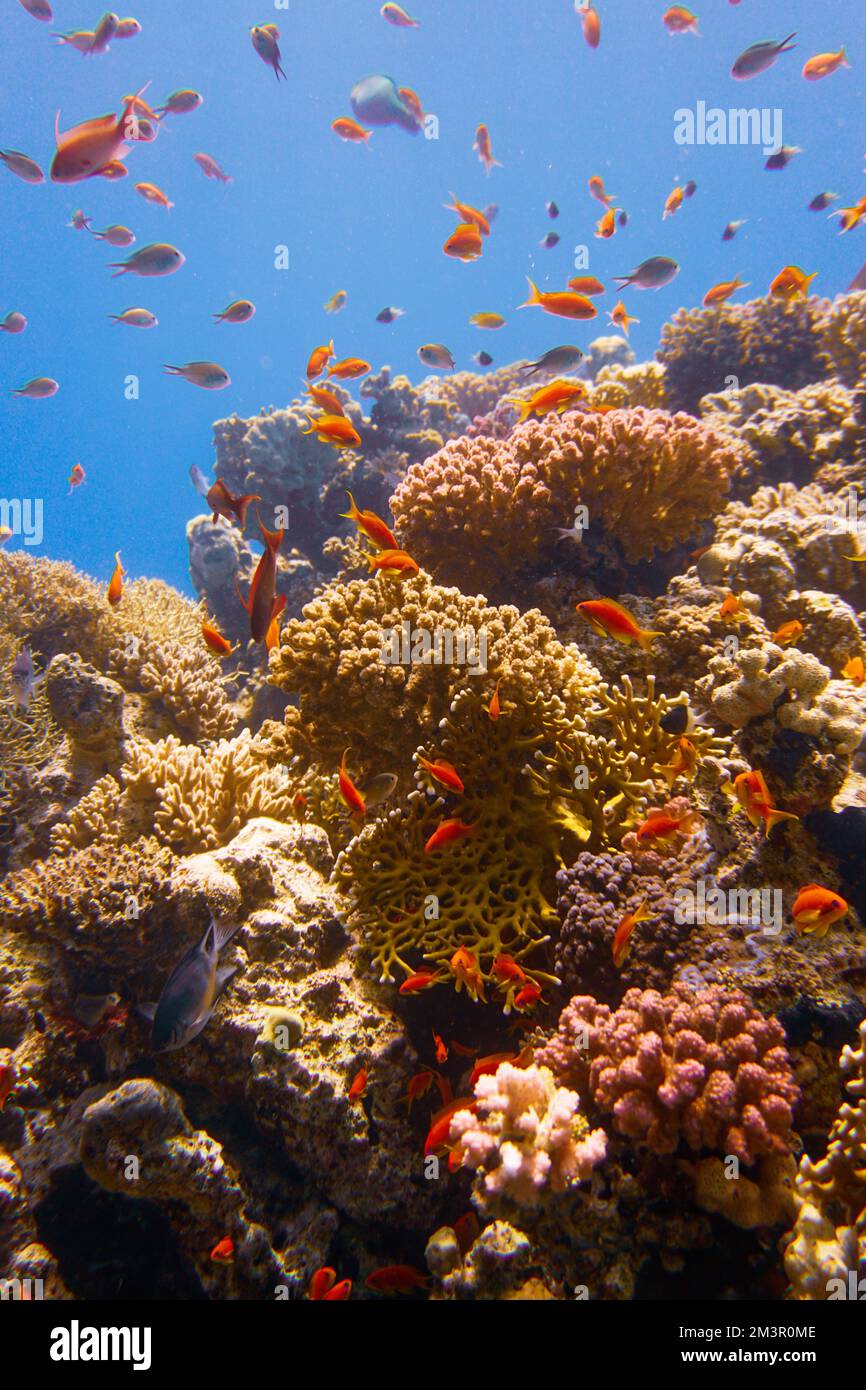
[537,983,800,1165]
[109,633,236,743]
[784,1019,866,1298]
[658,296,831,415]
[449,1062,607,1207]
[593,361,667,411]
[268,571,600,770]
[700,381,860,485]
[389,408,740,594]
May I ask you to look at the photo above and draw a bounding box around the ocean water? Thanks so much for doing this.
[0,0,863,589]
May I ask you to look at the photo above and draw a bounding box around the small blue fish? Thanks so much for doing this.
[145,919,240,1052]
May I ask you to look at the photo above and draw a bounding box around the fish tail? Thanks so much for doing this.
[765,808,799,835]
[234,573,251,613]
[340,491,361,522]
[780,33,797,52]
[162,364,181,375]
[255,506,283,553]
[519,277,542,308]
[637,628,662,653]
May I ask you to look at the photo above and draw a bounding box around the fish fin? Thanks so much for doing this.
[234,574,251,613]
[136,1002,157,1023]
[637,628,662,653]
[255,506,283,552]
[215,964,238,992]
[271,593,287,621]
[780,33,797,52]
[765,808,799,835]
[211,918,242,953]
[519,277,541,308]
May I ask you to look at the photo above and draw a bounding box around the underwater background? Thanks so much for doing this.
[1,0,866,1306]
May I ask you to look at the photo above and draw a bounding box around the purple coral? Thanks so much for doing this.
[536,983,799,1166]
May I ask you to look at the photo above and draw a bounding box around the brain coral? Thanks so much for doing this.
[658,296,831,416]
[389,408,740,594]
[268,570,601,770]
[537,983,800,1166]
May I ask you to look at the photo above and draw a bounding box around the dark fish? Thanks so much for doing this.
[473,351,493,367]
[809,191,838,212]
[731,34,796,80]
[521,345,584,377]
[848,261,866,292]
[540,232,560,248]
[617,210,628,227]
[376,306,405,324]
[546,200,559,219]
[614,256,679,290]
[362,772,398,808]
[12,644,40,710]
[482,204,499,224]
[148,919,240,1052]
[660,703,694,736]
[765,145,800,171]
[722,219,747,240]
[684,180,697,198]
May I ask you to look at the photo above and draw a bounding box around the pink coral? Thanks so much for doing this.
[537,983,799,1166]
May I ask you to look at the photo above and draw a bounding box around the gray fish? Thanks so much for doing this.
[546,201,559,219]
[614,256,679,290]
[540,232,560,249]
[362,772,399,808]
[809,192,838,212]
[376,306,405,324]
[731,34,796,80]
[350,74,420,133]
[684,180,697,199]
[617,210,628,227]
[521,345,584,377]
[482,204,499,224]
[722,219,747,241]
[72,992,121,1031]
[11,644,41,710]
[418,343,455,370]
[765,145,800,171]
[189,464,210,498]
[473,351,493,367]
[148,919,240,1052]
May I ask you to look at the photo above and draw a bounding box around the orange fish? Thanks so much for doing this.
[473,124,501,175]
[194,152,231,183]
[339,749,366,818]
[364,548,419,577]
[635,807,701,843]
[67,462,85,493]
[402,1069,437,1109]
[568,275,605,296]
[303,414,361,448]
[265,610,282,653]
[201,620,234,657]
[398,87,425,126]
[309,1267,337,1300]
[451,1040,478,1058]
[588,174,615,207]
[210,1236,235,1264]
[505,379,587,423]
[327,357,370,380]
[450,945,485,1001]
[832,201,866,236]
[306,382,347,416]
[514,982,542,1012]
[703,274,749,307]
[468,1052,516,1086]
[485,679,502,720]
[444,222,484,261]
[425,820,476,854]
[594,207,618,239]
[424,1096,477,1155]
[580,4,600,48]
[657,736,700,789]
[719,591,748,624]
[348,1066,367,1103]
[135,181,173,210]
[769,265,817,300]
[107,550,125,605]
[842,655,866,685]
[663,186,684,220]
[433,1032,448,1064]
[520,277,597,320]
[608,301,639,336]
[365,1265,429,1294]
[453,1211,481,1255]
[235,512,286,642]
[663,6,700,35]
[417,756,465,794]
[492,954,527,984]
[207,479,260,528]
[307,340,335,379]
[612,902,654,968]
[399,971,443,995]
[772,619,804,647]
[731,770,799,837]
[791,884,849,937]
[332,117,372,144]
[576,598,660,652]
[444,194,491,236]
[292,792,307,819]
[324,1279,352,1300]
[0,1062,16,1113]
[802,49,850,81]
[50,84,149,183]
[340,492,397,550]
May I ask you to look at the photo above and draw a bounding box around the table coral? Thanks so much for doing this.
[389,407,739,594]
[784,1018,866,1298]
[537,983,800,1165]
[449,1062,607,1207]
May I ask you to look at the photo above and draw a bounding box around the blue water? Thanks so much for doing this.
[1,0,864,592]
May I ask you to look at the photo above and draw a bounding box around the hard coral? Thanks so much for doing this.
[449,1062,607,1207]
[537,983,800,1165]
[390,408,739,595]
